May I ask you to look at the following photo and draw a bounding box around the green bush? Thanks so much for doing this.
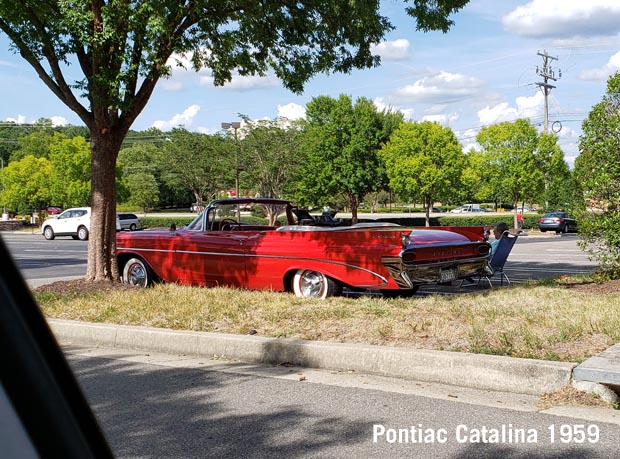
[139,216,195,229]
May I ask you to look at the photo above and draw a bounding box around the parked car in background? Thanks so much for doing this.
[116,213,141,231]
[538,212,577,234]
[45,206,62,215]
[117,197,492,299]
[450,204,483,213]
[41,207,90,240]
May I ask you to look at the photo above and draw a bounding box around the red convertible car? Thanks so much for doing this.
[116,198,491,298]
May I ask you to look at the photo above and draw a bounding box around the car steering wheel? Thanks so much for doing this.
[220,218,241,231]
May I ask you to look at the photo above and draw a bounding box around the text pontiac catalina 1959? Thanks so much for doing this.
[116,198,491,299]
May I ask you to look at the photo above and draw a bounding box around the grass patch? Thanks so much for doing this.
[36,281,620,362]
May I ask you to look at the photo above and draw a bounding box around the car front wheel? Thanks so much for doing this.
[43,226,55,240]
[292,269,341,299]
[77,226,89,240]
[122,257,153,287]
[129,223,137,231]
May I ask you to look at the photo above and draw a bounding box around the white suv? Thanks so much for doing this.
[42,207,91,240]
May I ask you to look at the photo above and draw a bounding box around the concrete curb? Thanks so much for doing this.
[49,319,575,396]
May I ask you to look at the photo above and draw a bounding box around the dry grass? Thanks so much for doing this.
[538,386,618,410]
[36,281,620,362]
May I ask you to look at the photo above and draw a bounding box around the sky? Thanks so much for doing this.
[2,0,620,166]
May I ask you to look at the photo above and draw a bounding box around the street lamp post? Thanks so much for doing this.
[221,121,241,220]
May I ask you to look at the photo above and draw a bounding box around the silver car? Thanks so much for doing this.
[116,213,141,231]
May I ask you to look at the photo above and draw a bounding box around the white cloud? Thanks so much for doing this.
[152,104,201,131]
[371,39,411,61]
[394,71,485,104]
[458,128,481,152]
[478,102,518,125]
[421,112,460,126]
[277,103,305,120]
[50,116,69,126]
[373,97,414,120]
[503,1,620,38]
[477,92,544,125]
[4,115,68,127]
[6,115,28,124]
[579,50,620,81]
[201,72,279,91]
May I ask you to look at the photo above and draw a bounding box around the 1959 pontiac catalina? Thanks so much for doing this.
[116,198,491,299]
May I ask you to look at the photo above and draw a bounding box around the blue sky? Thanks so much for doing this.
[2,0,620,165]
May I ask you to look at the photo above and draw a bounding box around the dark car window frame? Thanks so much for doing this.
[0,236,114,458]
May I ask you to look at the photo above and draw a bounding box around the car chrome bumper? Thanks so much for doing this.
[382,257,492,289]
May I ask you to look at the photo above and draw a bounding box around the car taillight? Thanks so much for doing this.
[538,218,544,223]
[478,244,490,256]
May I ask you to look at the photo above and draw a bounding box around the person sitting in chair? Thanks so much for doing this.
[490,222,510,256]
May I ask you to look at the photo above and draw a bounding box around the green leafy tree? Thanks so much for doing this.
[574,73,620,275]
[0,155,54,213]
[10,130,56,161]
[118,142,184,208]
[535,132,574,212]
[380,121,466,226]
[0,0,467,281]
[159,128,229,208]
[127,172,160,213]
[460,148,496,206]
[48,135,92,207]
[240,117,304,199]
[476,119,542,227]
[298,95,403,223]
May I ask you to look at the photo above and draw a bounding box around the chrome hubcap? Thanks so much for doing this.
[300,271,324,298]
[128,263,147,286]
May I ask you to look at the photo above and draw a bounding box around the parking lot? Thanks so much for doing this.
[2,231,598,294]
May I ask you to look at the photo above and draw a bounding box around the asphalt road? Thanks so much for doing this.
[65,345,620,459]
[1,231,598,291]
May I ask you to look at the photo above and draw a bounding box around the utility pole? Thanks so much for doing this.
[535,50,561,132]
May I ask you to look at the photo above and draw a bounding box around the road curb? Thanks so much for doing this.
[48,319,575,396]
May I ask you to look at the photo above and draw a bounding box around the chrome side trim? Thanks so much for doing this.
[117,247,389,286]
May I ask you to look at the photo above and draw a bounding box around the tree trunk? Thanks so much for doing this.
[350,195,359,225]
[85,131,122,282]
[424,195,431,227]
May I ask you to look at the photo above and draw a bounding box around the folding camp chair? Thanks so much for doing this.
[461,231,519,288]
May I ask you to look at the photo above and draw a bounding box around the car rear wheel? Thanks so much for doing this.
[563,223,569,234]
[77,226,89,240]
[122,257,153,287]
[43,226,55,240]
[129,223,137,231]
[292,269,341,299]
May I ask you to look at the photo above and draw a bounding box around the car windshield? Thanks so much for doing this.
[185,201,288,231]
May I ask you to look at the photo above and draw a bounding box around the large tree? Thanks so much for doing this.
[0,0,468,281]
[535,132,574,212]
[239,117,304,200]
[476,119,542,228]
[0,155,54,213]
[298,95,403,223]
[574,73,620,275]
[380,121,465,226]
[159,128,229,208]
